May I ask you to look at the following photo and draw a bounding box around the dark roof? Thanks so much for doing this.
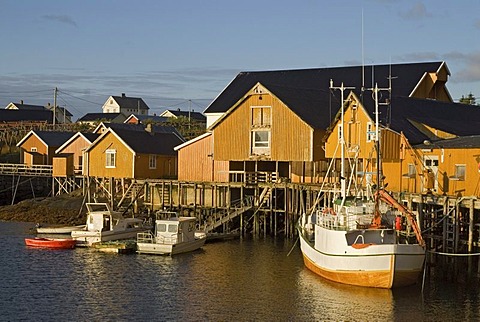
[81,132,100,143]
[112,95,149,110]
[0,109,53,123]
[112,128,184,155]
[378,96,480,145]
[165,110,206,122]
[35,131,76,147]
[127,114,169,123]
[9,103,46,111]
[205,61,445,129]
[48,106,73,117]
[77,113,123,122]
[103,122,184,141]
[414,135,480,149]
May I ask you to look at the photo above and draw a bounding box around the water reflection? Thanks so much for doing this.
[1,222,480,321]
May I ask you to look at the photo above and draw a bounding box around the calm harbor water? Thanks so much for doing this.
[1,221,480,321]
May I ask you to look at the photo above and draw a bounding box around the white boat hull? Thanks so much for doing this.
[71,228,146,247]
[37,225,86,234]
[137,233,206,255]
[298,225,425,288]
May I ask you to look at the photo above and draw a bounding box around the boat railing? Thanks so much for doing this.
[137,232,154,244]
[316,209,375,231]
[154,234,179,245]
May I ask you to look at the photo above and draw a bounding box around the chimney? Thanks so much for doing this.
[122,93,126,98]
[20,100,23,105]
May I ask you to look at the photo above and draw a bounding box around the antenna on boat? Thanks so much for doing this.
[330,79,355,199]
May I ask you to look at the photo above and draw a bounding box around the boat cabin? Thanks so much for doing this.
[154,216,197,244]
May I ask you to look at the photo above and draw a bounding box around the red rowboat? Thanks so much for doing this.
[25,237,76,249]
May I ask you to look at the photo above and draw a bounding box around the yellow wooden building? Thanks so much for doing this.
[84,127,184,179]
[324,92,480,197]
[177,61,452,184]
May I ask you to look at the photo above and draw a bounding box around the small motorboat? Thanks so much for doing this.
[25,237,76,249]
[137,211,206,255]
[36,224,86,234]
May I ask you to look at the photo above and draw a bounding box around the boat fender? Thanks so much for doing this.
[322,208,336,215]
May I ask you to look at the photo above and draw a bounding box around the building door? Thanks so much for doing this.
[423,155,439,192]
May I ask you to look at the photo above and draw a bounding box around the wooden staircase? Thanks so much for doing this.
[202,195,254,233]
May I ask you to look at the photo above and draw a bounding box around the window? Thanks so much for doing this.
[105,149,116,168]
[251,106,271,127]
[366,122,375,142]
[338,124,343,140]
[30,147,37,152]
[425,159,439,167]
[408,164,416,178]
[253,131,269,148]
[453,164,466,181]
[149,155,157,169]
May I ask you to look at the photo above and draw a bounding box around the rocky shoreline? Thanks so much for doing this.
[0,194,86,226]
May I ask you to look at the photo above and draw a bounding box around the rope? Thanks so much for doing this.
[287,236,299,257]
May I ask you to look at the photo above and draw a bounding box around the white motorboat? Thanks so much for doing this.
[71,203,149,247]
[136,211,206,255]
[36,224,86,234]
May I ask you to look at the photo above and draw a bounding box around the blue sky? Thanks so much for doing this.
[1,0,479,120]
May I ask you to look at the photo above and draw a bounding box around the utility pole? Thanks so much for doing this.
[53,87,58,126]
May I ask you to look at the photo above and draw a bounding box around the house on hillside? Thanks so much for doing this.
[76,112,126,126]
[16,130,75,165]
[84,127,184,179]
[5,101,46,111]
[323,92,480,197]
[54,132,100,175]
[6,101,72,124]
[177,61,450,184]
[124,114,169,125]
[102,93,149,115]
[0,109,53,124]
[160,109,206,123]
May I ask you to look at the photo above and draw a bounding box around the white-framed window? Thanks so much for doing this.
[105,149,116,168]
[338,124,343,140]
[30,147,37,152]
[253,131,269,148]
[149,155,157,169]
[366,122,375,142]
[453,164,466,181]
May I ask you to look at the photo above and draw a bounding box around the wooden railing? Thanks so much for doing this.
[0,163,53,176]
[228,171,279,184]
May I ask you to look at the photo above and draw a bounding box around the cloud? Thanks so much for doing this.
[444,51,480,83]
[399,2,431,20]
[41,15,77,27]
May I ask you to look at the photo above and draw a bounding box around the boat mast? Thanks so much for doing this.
[330,80,355,199]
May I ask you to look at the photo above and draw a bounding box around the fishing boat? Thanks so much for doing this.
[71,203,149,247]
[297,82,425,288]
[25,237,76,249]
[136,211,207,255]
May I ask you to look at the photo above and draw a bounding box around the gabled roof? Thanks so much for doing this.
[377,96,480,145]
[96,122,184,141]
[16,130,75,148]
[6,102,46,110]
[55,132,100,154]
[124,114,169,124]
[86,127,183,156]
[77,113,124,122]
[174,132,211,151]
[111,95,149,110]
[204,62,446,129]
[0,109,53,123]
[161,109,206,122]
[327,93,480,146]
[414,135,480,149]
